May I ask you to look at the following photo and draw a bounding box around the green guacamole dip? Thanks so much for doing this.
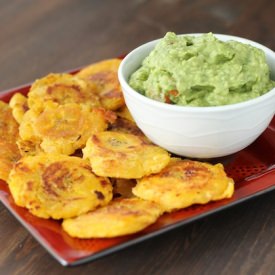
[129,32,275,106]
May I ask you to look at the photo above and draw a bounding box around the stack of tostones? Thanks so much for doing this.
[0,58,234,239]
[10,71,118,156]
[19,102,109,155]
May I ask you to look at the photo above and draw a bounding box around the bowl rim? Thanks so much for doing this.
[118,33,275,113]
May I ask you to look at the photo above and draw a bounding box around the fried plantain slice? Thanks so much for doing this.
[0,100,19,143]
[133,158,234,212]
[108,116,150,143]
[16,138,43,157]
[18,107,38,142]
[27,73,101,111]
[115,105,135,122]
[77,59,124,110]
[111,178,136,198]
[62,197,163,238]
[8,154,113,219]
[0,141,21,181]
[9,93,29,124]
[83,131,170,178]
[0,101,21,181]
[20,102,108,155]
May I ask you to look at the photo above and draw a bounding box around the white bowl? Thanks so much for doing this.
[118,34,275,158]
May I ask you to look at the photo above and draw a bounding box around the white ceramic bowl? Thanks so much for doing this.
[118,34,275,158]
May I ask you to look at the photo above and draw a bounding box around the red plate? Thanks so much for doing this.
[0,80,274,266]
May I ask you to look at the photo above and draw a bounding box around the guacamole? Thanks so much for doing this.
[129,32,275,106]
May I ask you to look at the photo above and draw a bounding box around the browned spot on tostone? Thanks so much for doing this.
[47,84,81,95]
[26,181,34,191]
[100,180,109,187]
[23,102,29,112]
[94,190,105,200]
[102,89,122,99]
[42,162,71,196]
[16,162,31,172]
[91,135,101,145]
[89,72,115,85]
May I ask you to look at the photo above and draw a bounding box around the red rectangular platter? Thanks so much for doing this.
[0,80,274,266]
